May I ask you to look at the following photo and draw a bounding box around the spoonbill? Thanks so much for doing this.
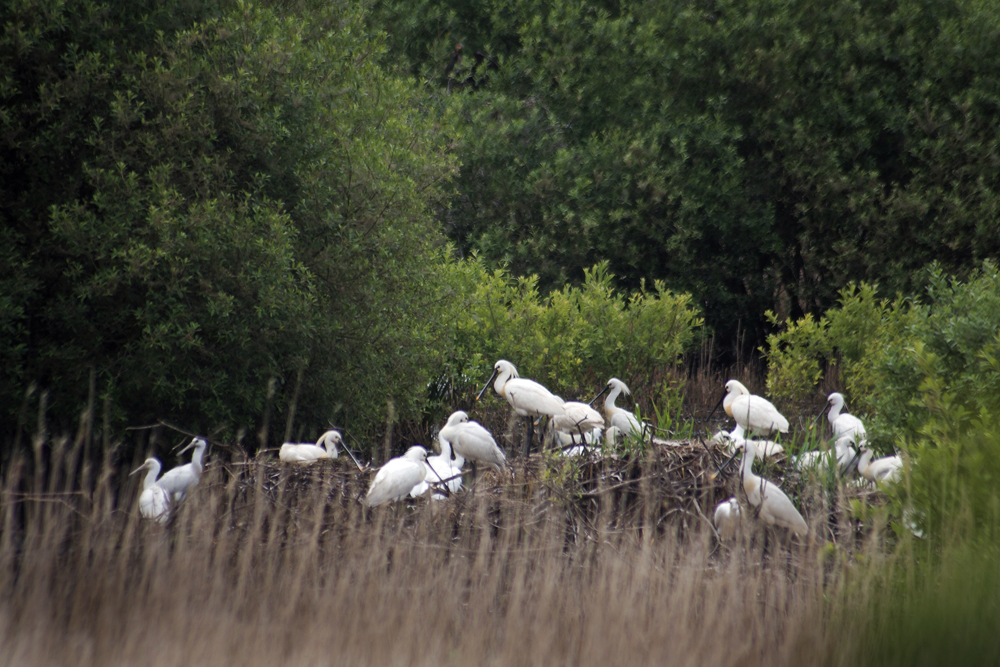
[439,411,506,472]
[857,446,903,484]
[410,434,465,499]
[129,458,171,524]
[591,378,643,437]
[712,432,785,460]
[279,429,342,463]
[156,437,207,504]
[720,380,789,437]
[793,434,857,474]
[736,439,808,536]
[824,393,867,441]
[551,401,605,444]
[365,446,429,506]
[713,497,740,540]
[555,425,603,456]
[476,360,564,456]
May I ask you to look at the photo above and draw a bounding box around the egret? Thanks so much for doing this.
[720,380,789,437]
[736,439,808,536]
[551,401,605,445]
[476,360,564,456]
[439,410,506,472]
[410,434,465,499]
[365,446,429,506]
[591,378,643,437]
[713,497,740,540]
[857,446,903,484]
[279,429,342,463]
[156,437,207,504]
[129,458,171,524]
[824,393,866,441]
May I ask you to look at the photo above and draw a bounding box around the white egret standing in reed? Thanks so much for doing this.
[439,410,506,474]
[156,437,207,504]
[129,458,171,524]
[410,434,465,499]
[365,446,429,506]
[733,439,808,536]
[713,497,740,541]
[279,430,342,463]
[592,378,642,437]
[476,360,564,456]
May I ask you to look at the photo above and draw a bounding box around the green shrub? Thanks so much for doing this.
[438,258,704,405]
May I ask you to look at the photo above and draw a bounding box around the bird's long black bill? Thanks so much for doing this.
[716,448,741,477]
[588,384,611,407]
[476,368,499,402]
[706,391,726,423]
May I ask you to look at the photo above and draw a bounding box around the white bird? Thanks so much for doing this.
[129,458,171,524]
[551,401,605,442]
[737,439,808,536]
[439,411,507,471]
[365,446,429,506]
[156,437,207,504]
[279,429,342,463]
[593,378,643,437]
[857,446,903,484]
[713,432,784,460]
[555,425,603,456]
[794,435,857,474]
[824,393,866,441]
[410,434,465,499]
[477,359,565,455]
[722,380,789,437]
[713,497,740,540]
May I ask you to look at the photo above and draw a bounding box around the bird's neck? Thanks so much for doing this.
[143,464,160,490]
[494,370,513,396]
[191,446,205,473]
[604,385,623,411]
[858,449,874,474]
[828,402,842,424]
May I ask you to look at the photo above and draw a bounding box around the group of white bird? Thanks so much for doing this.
[130,361,904,543]
[710,382,904,540]
[130,437,208,524]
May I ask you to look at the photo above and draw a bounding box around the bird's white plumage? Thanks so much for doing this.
[738,439,808,536]
[156,437,207,504]
[279,430,342,463]
[724,380,789,435]
[366,446,429,506]
[552,401,604,438]
[857,447,903,484]
[714,432,784,460]
[600,378,643,437]
[439,411,506,471]
[794,435,857,474]
[490,360,565,418]
[556,426,604,456]
[713,497,740,540]
[826,393,866,441]
[130,458,171,524]
[410,435,465,499]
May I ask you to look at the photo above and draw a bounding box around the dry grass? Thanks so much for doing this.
[0,426,886,667]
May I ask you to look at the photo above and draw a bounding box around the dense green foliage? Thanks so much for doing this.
[372,0,1000,347]
[765,264,1000,537]
[1,0,456,442]
[438,259,703,405]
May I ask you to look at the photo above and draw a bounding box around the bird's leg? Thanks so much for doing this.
[523,417,533,458]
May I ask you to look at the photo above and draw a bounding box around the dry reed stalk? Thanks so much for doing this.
[0,431,884,667]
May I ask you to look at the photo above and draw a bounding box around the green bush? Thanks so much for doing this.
[0,0,456,447]
[437,258,704,404]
